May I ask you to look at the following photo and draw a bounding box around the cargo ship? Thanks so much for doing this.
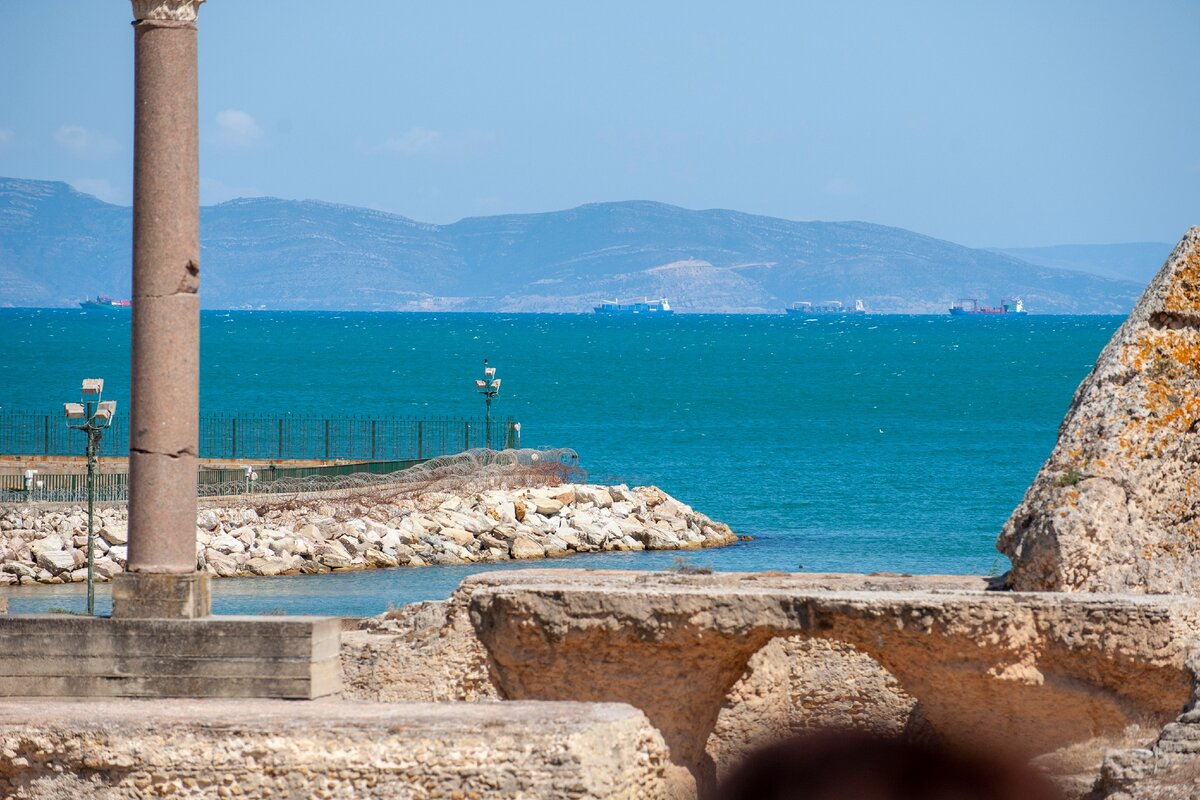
[594,297,674,315]
[79,295,131,310]
[785,298,866,315]
[949,298,1026,316]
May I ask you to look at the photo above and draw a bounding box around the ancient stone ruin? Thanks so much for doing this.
[1000,227,1200,592]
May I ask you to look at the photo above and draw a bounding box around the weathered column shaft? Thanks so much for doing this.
[117,0,208,618]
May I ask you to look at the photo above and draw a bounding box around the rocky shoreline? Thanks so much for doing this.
[0,483,736,586]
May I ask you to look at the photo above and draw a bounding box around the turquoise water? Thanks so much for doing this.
[0,310,1121,615]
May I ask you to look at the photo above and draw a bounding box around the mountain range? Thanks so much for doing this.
[0,176,1167,313]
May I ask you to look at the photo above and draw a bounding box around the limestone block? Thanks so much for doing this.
[0,698,682,800]
[532,498,564,516]
[35,550,76,574]
[430,527,467,547]
[98,520,128,545]
[510,535,546,559]
[463,570,1199,787]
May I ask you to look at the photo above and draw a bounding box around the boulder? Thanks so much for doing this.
[337,536,364,557]
[196,509,221,531]
[999,228,1200,593]
[484,531,513,551]
[315,541,353,569]
[644,527,682,550]
[36,549,76,574]
[364,548,399,568]
[210,534,245,554]
[246,556,288,577]
[30,536,66,558]
[391,544,417,565]
[530,498,564,516]
[510,535,546,560]
[575,486,614,509]
[93,557,122,579]
[544,534,571,557]
[637,486,669,508]
[294,523,323,542]
[439,527,476,547]
[3,562,35,578]
[203,550,239,577]
[229,526,256,548]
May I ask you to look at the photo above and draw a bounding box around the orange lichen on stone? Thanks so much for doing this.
[999,229,1200,593]
[1160,246,1200,315]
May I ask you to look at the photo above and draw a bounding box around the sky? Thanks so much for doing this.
[1,1,1197,248]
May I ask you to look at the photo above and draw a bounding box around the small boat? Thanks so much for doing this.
[594,297,674,315]
[79,295,131,310]
[786,298,866,315]
[949,298,1026,316]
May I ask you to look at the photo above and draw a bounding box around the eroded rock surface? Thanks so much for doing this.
[0,698,686,799]
[707,636,923,781]
[350,569,1200,792]
[343,591,498,703]
[999,228,1200,592]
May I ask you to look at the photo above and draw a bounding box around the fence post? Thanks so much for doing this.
[417,421,423,460]
[464,421,470,452]
[371,419,376,460]
[324,418,330,461]
[231,417,237,459]
[277,418,283,460]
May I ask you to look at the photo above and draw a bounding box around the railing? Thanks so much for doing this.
[0,412,519,461]
[0,457,429,503]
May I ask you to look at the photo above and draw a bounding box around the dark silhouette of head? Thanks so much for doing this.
[713,731,1063,800]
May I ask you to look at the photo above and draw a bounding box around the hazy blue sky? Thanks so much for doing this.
[1,1,1197,247]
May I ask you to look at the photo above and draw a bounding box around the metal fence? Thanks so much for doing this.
[0,412,518,461]
[0,457,429,503]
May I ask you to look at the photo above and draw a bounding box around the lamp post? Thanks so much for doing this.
[65,378,116,616]
[474,360,501,449]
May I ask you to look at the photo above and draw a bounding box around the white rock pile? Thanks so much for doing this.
[0,484,736,585]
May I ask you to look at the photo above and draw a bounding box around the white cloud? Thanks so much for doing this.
[70,179,126,205]
[55,125,119,160]
[381,127,442,155]
[0,129,14,148]
[214,109,264,149]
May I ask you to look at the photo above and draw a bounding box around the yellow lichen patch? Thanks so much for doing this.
[1161,245,1200,315]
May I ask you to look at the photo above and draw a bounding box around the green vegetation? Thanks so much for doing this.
[1057,467,1084,487]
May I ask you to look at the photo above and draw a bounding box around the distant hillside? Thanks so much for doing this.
[996,242,1174,284]
[0,177,1143,313]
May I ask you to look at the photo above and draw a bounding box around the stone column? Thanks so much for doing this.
[113,0,209,618]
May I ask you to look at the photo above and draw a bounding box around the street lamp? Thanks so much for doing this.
[474,359,501,449]
[64,378,116,616]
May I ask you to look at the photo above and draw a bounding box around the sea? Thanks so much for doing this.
[0,309,1122,616]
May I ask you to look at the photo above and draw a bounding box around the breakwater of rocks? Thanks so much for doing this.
[0,484,736,585]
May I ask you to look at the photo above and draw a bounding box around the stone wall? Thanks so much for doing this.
[0,483,735,585]
[0,698,687,799]
[706,637,923,781]
[344,570,1200,796]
